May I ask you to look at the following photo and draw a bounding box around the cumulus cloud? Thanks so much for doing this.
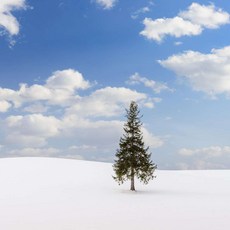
[0,0,27,37]
[57,114,163,162]
[62,115,163,149]
[0,87,18,108]
[58,116,124,160]
[0,70,159,115]
[46,69,90,92]
[95,0,117,10]
[179,2,230,29]
[0,68,164,160]
[0,100,11,112]
[62,116,124,146]
[6,114,61,137]
[141,17,201,42]
[159,46,230,97]
[66,86,149,117]
[140,2,230,42]
[0,69,91,110]
[127,72,172,93]
[4,114,61,147]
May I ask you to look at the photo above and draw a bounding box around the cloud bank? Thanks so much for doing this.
[0,68,163,160]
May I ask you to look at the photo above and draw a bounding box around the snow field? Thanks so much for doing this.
[0,157,230,230]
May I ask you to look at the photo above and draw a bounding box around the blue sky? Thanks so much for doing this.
[0,0,230,169]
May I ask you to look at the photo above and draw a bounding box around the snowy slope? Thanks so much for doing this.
[0,157,230,230]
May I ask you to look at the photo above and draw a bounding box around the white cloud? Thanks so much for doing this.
[177,146,230,169]
[142,127,163,148]
[1,70,161,116]
[61,115,125,156]
[5,114,61,137]
[143,98,162,109]
[4,114,61,147]
[127,72,172,93]
[174,41,183,46]
[19,69,90,105]
[60,85,164,156]
[23,103,48,113]
[95,0,117,10]
[5,134,47,148]
[8,147,60,157]
[59,114,163,161]
[46,69,90,92]
[159,46,230,97]
[0,87,18,107]
[179,148,197,156]
[0,100,11,112]
[140,3,230,42]
[131,6,150,19]
[176,160,227,170]
[179,146,230,157]
[179,2,230,29]
[69,145,98,151]
[0,69,91,109]
[0,69,164,160]
[64,145,98,160]
[141,17,201,42]
[19,83,52,101]
[66,86,149,117]
[0,0,27,36]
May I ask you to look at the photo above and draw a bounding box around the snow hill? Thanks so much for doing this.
[0,158,230,230]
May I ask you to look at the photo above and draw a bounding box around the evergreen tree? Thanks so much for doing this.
[113,101,157,191]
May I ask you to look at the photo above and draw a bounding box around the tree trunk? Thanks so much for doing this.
[130,174,135,191]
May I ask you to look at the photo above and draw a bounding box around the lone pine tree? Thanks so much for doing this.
[113,101,157,191]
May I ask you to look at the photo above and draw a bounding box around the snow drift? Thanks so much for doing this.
[0,157,230,230]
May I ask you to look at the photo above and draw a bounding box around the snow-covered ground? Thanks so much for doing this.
[0,157,230,230]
